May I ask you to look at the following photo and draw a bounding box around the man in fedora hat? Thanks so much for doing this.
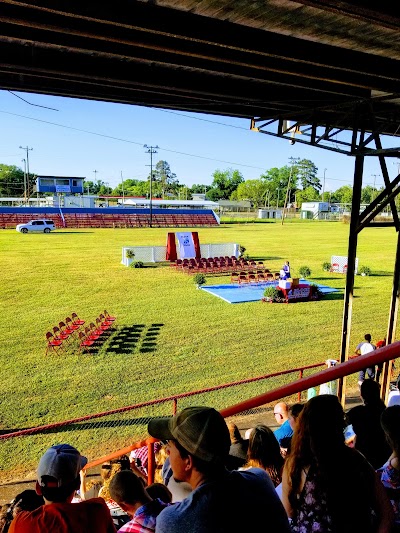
[148,406,290,532]
[9,443,115,533]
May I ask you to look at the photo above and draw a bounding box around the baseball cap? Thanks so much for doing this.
[148,406,230,462]
[37,444,87,488]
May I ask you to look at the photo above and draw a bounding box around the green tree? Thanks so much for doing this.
[0,164,26,196]
[83,179,109,195]
[361,185,377,204]
[260,166,297,206]
[296,186,320,204]
[236,179,268,207]
[296,159,320,192]
[152,160,179,198]
[208,169,244,201]
[331,185,353,205]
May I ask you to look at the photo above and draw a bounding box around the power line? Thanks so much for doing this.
[0,109,265,171]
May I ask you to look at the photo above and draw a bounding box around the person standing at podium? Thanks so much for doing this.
[281,260,291,279]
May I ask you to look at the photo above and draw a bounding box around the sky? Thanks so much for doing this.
[0,89,397,193]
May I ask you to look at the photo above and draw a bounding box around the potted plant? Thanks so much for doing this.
[322,261,332,272]
[298,265,312,278]
[359,265,371,276]
[125,249,135,266]
[262,286,281,302]
[193,273,206,288]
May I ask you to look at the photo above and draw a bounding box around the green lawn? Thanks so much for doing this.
[0,221,397,479]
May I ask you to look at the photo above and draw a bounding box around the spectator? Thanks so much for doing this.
[109,470,169,533]
[226,421,248,470]
[99,456,132,501]
[145,484,173,505]
[80,461,113,501]
[354,333,376,385]
[160,456,192,503]
[148,406,290,532]
[378,405,400,529]
[347,380,391,468]
[376,337,386,383]
[273,402,293,448]
[8,444,116,533]
[243,425,284,487]
[281,403,304,454]
[281,395,393,532]
[388,376,400,407]
[0,491,44,533]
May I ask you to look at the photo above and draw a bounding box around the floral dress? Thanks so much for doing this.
[291,468,333,533]
[378,460,400,527]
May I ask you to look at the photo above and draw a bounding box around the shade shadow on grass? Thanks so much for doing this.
[105,323,163,356]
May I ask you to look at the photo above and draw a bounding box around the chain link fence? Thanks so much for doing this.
[0,363,324,481]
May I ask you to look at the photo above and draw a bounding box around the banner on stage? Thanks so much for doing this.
[176,232,196,258]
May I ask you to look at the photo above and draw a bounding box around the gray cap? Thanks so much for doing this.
[37,444,87,488]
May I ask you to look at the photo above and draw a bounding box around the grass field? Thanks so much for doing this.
[0,220,397,480]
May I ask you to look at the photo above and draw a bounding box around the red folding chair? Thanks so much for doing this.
[104,310,116,322]
[78,331,95,354]
[53,325,70,344]
[65,316,80,332]
[59,320,75,337]
[84,325,100,342]
[46,331,63,355]
[71,312,85,327]
[96,316,111,333]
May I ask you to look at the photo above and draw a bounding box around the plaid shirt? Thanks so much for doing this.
[118,499,169,533]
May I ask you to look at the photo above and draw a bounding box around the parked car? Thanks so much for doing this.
[16,219,56,233]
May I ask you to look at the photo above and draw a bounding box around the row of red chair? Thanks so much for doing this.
[78,311,116,354]
[45,310,116,355]
[46,313,86,355]
[172,256,267,275]
[231,270,280,284]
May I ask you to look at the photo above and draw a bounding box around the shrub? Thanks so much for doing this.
[263,286,286,302]
[359,265,371,276]
[298,265,312,278]
[193,273,206,286]
[130,260,144,268]
[239,245,246,258]
[126,249,135,259]
[310,283,323,300]
[263,286,279,300]
[322,262,332,272]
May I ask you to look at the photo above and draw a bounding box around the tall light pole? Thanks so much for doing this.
[282,156,300,225]
[19,146,33,205]
[322,168,327,200]
[144,144,159,227]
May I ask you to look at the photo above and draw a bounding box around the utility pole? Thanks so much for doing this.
[282,156,300,225]
[371,174,380,201]
[19,146,33,205]
[21,158,27,204]
[144,144,159,227]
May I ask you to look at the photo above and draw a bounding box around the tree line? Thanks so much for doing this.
[0,160,386,208]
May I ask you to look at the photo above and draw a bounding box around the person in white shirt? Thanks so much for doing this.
[354,333,376,386]
[388,376,400,407]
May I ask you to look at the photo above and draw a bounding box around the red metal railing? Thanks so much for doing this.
[82,342,400,484]
[0,362,323,441]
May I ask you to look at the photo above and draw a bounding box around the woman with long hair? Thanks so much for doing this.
[379,405,400,529]
[244,424,284,487]
[282,395,393,532]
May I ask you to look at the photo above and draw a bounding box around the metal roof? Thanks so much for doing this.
[0,1,400,141]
